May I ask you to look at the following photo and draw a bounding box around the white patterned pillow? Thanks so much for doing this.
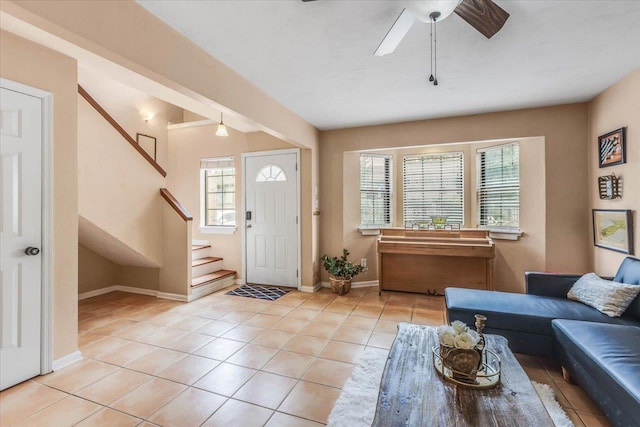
[568,273,640,317]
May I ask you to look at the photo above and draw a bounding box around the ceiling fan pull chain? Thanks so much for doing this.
[429,20,434,82]
[433,18,438,86]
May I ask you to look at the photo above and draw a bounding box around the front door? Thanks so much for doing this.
[244,151,298,287]
[0,87,43,390]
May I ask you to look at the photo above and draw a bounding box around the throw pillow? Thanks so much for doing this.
[568,272,640,317]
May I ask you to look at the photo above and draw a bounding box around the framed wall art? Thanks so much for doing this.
[592,209,634,254]
[136,133,157,161]
[598,127,626,168]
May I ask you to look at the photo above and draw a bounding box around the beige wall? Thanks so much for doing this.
[321,104,589,293]
[78,244,116,293]
[588,69,640,275]
[0,30,79,359]
[341,138,545,292]
[78,94,165,267]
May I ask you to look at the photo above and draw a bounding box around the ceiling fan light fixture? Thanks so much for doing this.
[216,112,228,137]
[406,0,462,23]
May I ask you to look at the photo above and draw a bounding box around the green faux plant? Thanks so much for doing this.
[321,249,365,280]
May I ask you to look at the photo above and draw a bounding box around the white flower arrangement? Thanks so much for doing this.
[437,320,481,350]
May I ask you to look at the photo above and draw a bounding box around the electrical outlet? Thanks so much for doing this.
[361,258,367,268]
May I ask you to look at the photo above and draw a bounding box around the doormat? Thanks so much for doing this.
[226,284,291,301]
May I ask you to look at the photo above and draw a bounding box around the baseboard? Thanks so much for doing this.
[235,278,244,285]
[192,239,209,246]
[79,285,186,301]
[188,276,236,302]
[52,350,82,371]
[300,282,323,293]
[320,280,378,289]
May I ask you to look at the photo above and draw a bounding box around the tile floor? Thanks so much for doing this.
[0,286,611,426]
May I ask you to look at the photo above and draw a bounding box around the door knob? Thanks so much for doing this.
[25,247,40,256]
[246,224,252,228]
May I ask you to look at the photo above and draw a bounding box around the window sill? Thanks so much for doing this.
[200,226,236,235]
[359,227,382,236]
[487,228,522,241]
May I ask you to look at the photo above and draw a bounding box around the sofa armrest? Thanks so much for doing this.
[525,272,582,298]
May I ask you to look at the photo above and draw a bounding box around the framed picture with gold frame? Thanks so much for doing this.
[592,209,633,254]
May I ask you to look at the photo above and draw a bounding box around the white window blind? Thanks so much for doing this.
[201,157,236,227]
[403,152,464,225]
[360,154,392,227]
[477,142,520,229]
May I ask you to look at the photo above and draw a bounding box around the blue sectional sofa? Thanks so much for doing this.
[445,256,640,427]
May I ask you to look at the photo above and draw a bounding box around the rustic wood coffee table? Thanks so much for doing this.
[372,323,554,427]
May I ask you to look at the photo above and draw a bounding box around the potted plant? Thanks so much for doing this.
[321,249,365,296]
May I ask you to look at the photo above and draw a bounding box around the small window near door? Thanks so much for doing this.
[201,157,236,232]
[256,164,287,182]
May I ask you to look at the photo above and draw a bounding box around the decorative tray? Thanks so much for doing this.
[432,346,502,389]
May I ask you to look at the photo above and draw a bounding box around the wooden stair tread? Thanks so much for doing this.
[191,270,236,288]
[192,256,223,267]
[192,244,212,251]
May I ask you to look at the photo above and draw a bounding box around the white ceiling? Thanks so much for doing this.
[138,0,640,131]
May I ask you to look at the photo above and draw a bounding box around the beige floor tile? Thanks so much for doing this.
[89,319,138,336]
[0,381,67,426]
[233,371,297,409]
[342,315,378,330]
[260,304,295,317]
[195,307,235,320]
[162,332,214,353]
[194,362,257,396]
[251,329,295,349]
[287,308,321,321]
[374,318,401,333]
[168,315,212,332]
[540,357,565,380]
[351,304,383,318]
[299,299,332,310]
[110,377,186,419]
[283,335,329,356]
[36,359,119,393]
[201,398,274,427]
[577,410,612,427]
[156,354,220,385]
[272,318,310,333]
[279,381,341,424]
[195,338,246,361]
[112,322,161,340]
[96,341,157,366]
[319,341,365,363]
[367,331,397,349]
[222,324,266,342]
[226,344,279,369]
[74,407,140,427]
[137,327,188,347]
[265,412,325,427]
[325,301,357,315]
[332,326,372,345]
[298,322,339,339]
[302,358,353,388]
[380,307,412,321]
[81,336,131,360]
[78,332,106,348]
[263,351,315,378]
[13,395,101,427]
[75,368,152,405]
[555,380,603,413]
[149,387,227,427]
[196,319,238,337]
[244,313,282,328]
[143,311,190,327]
[219,310,257,323]
[126,348,187,375]
[78,315,118,332]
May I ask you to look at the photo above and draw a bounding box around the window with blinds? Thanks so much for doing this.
[477,143,520,229]
[402,152,464,225]
[201,157,236,227]
[360,154,392,227]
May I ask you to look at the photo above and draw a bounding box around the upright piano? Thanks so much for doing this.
[377,228,495,295]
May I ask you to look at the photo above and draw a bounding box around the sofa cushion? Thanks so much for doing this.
[568,273,640,317]
[614,257,640,320]
[552,319,640,426]
[445,288,639,337]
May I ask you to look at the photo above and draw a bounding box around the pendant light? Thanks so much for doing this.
[216,112,228,137]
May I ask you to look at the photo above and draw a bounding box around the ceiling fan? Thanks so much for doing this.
[301,0,509,56]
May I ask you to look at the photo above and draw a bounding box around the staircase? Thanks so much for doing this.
[190,242,236,299]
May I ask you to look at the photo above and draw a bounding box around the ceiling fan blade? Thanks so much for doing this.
[374,8,416,56]
[454,0,509,39]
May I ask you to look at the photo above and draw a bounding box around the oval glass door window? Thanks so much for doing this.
[256,164,287,182]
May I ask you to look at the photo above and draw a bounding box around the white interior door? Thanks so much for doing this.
[245,151,298,287]
[0,87,43,390]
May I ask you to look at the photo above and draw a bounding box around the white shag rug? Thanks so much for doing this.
[327,349,573,427]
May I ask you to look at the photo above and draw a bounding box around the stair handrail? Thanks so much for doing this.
[160,188,193,221]
[78,85,167,177]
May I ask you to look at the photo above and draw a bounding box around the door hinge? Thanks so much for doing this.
[295,163,298,171]
[296,270,299,277]
[296,216,298,224]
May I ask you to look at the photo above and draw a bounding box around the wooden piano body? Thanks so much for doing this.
[377,228,495,295]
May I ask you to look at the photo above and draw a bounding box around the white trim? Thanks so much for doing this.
[235,278,245,285]
[200,226,236,235]
[359,228,381,236]
[242,148,301,290]
[320,280,379,289]
[188,275,236,302]
[192,239,210,246]
[157,292,188,302]
[1,79,56,376]
[52,351,82,371]
[78,285,179,301]
[167,119,215,130]
[300,283,323,293]
[488,229,522,241]
[78,286,120,300]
